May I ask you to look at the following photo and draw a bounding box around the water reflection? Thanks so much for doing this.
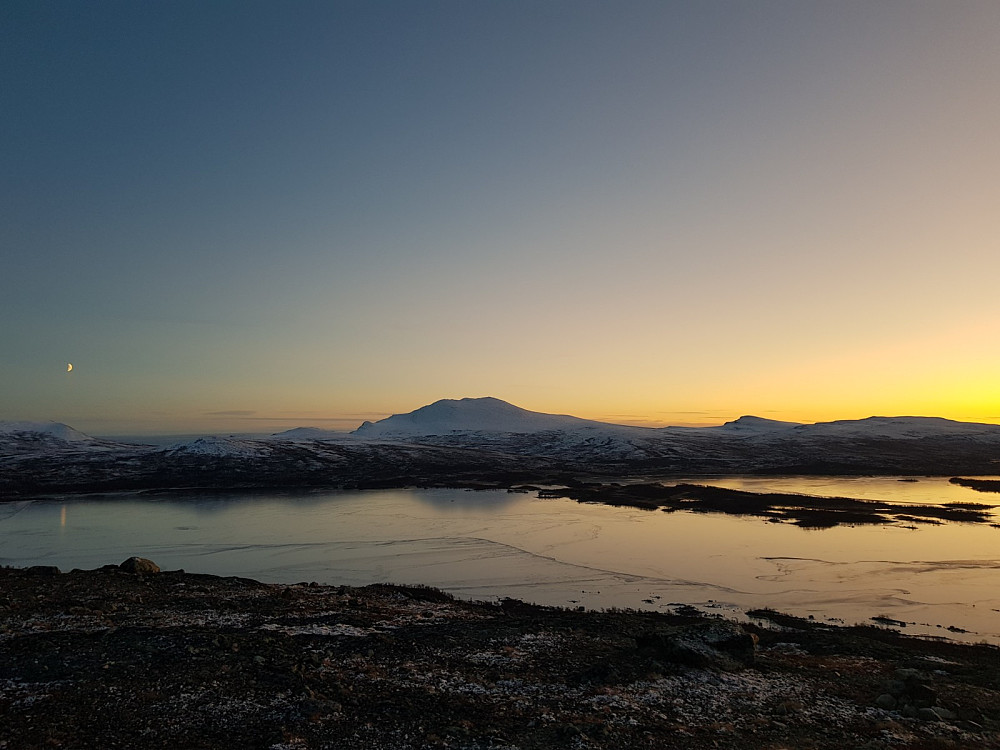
[682,475,1000,506]
[407,487,524,512]
[1,480,999,643]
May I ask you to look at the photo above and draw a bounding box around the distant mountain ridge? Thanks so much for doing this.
[352,397,602,437]
[5,399,1000,497]
[349,397,1000,440]
[715,416,804,434]
[5,403,1000,447]
[0,420,95,443]
[789,415,1000,439]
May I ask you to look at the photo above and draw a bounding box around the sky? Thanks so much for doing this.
[3,1,1000,435]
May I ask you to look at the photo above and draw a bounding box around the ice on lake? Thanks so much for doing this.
[2,478,999,643]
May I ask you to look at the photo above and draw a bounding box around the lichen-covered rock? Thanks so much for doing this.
[119,556,160,574]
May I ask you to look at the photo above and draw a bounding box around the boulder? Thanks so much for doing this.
[119,557,160,574]
[876,693,897,710]
[918,707,942,722]
[910,682,938,707]
[636,620,758,669]
[930,706,957,721]
[878,667,944,716]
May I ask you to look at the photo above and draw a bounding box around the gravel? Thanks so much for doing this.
[1,563,999,749]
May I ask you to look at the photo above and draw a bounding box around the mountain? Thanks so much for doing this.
[340,399,1000,472]
[791,416,1000,440]
[714,416,802,435]
[352,397,603,438]
[165,436,273,458]
[708,415,1000,440]
[6,401,1000,498]
[0,420,95,443]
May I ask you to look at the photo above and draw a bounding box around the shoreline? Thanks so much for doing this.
[6,480,1000,647]
[8,476,998,529]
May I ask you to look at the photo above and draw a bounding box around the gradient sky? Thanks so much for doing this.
[3,1,1000,434]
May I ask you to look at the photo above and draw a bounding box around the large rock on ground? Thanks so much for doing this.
[636,619,759,669]
[119,557,160,574]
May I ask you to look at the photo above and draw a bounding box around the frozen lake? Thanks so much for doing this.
[2,477,999,643]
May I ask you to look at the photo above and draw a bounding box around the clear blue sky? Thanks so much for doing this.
[3,1,999,434]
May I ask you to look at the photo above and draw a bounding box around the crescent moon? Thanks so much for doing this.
[67,363,73,372]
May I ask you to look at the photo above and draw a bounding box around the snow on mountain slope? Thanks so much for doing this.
[6,405,1000,477]
[714,416,802,435]
[352,397,604,437]
[791,416,1000,440]
[165,436,273,458]
[0,420,95,443]
[350,397,1000,449]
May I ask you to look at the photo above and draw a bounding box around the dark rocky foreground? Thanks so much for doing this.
[2,563,1000,749]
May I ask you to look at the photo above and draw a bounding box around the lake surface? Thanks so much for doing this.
[3,476,999,643]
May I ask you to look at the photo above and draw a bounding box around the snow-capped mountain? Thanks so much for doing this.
[789,416,1000,440]
[712,416,803,435]
[341,398,1000,473]
[5,399,1000,498]
[0,420,150,462]
[0,420,95,443]
[165,436,274,458]
[703,415,1000,441]
[352,397,602,437]
[350,399,1000,444]
[342,398,1000,469]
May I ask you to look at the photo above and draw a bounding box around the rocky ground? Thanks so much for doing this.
[2,562,999,749]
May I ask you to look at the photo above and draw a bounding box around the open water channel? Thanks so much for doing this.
[2,476,999,643]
